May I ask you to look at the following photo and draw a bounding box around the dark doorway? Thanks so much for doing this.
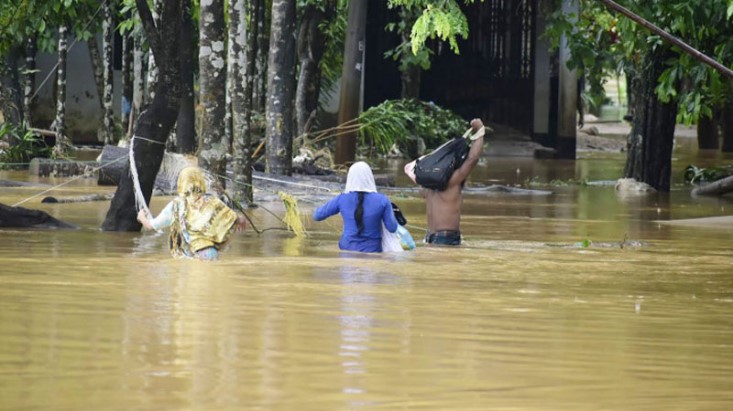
[364,4,401,108]
[364,0,536,132]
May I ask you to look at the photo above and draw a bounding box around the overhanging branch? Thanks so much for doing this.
[598,0,733,79]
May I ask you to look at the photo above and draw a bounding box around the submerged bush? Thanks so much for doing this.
[358,99,468,157]
[684,164,733,184]
[0,123,52,168]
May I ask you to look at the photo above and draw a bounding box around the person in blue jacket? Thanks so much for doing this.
[314,161,398,253]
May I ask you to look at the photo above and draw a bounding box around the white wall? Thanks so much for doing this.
[33,34,121,144]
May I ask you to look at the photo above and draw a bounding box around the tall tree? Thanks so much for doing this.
[295,2,332,138]
[198,0,228,184]
[22,36,37,125]
[120,28,134,136]
[254,0,269,112]
[265,0,297,175]
[102,0,117,144]
[51,24,71,157]
[0,48,23,130]
[1,0,102,133]
[102,0,183,231]
[229,0,253,203]
[623,46,678,191]
[548,0,733,191]
[721,96,733,152]
[132,28,146,133]
[144,0,162,103]
[175,0,196,154]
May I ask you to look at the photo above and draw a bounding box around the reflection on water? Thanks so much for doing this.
[1,151,733,410]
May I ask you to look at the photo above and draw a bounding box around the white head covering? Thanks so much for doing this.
[344,161,377,193]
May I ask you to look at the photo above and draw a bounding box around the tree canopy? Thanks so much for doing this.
[547,0,733,124]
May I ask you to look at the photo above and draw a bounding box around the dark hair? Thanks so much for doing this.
[355,192,365,235]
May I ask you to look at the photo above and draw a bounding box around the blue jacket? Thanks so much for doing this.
[314,192,398,253]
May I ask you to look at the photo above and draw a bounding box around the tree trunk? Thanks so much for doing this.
[175,0,196,154]
[265,0,297,176]
[623,46,678,192]
[87,38,104,109]
[401,65,422,100]
[255,0,269,112]
[198,0,228,184]
[691,174,733,196]
[53,25,72,157]
[721,95,733,152]
[121,29,134,136]
[145,0,163,104]
[132,29,147,134]
[0,203,77,229]
[335,0,368,165]
[295,5,328,138]
[0,48,23,130]
[624,67,638,119]
[102,0,118,144]
[237,0,259,204]
[229,0,253,203]
[145,50,158,104]
[696,113,719,150]
[23,36,37,126]
[102,0,182,231]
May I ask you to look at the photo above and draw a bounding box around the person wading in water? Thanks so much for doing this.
[313,161,398,253]
[137,166,246,260]
[404,118,486,246]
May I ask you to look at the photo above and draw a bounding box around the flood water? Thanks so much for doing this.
[1,143,732,410]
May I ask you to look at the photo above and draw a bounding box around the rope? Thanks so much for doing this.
[11,154,129,207]
[211,172,311,236]
[29,0,110,102]
[128,131,166,217]
[252,174,332,192]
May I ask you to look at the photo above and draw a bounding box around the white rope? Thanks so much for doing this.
[11,154,130,207]
[252,174,332,192]
[129,132,165,217]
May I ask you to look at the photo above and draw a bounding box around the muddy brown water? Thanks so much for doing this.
[1,145,732,410]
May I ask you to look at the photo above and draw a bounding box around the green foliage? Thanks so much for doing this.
[649,0,733,124]
[684,164,733,184]
[545,1,627,114]
[387,0,474,55]
[358,99,467,155]
[316,0,348,110]
[0,0,105,56]
[384,7,433,72]
[547,0,733,124]
[0,123,52,167]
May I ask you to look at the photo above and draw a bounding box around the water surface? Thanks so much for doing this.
[1,148,732,410]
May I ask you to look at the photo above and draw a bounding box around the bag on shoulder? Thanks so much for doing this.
[414,136,469,191]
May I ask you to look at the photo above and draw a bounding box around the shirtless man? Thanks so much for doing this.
[404,118,485,245]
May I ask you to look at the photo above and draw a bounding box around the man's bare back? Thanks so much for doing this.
[421,184,462,232]
[404,118,486,244]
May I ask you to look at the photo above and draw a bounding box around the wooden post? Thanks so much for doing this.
[556,0,578,159]
[335,0,367,166]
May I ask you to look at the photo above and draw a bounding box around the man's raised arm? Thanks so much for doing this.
[448,118,485,186]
